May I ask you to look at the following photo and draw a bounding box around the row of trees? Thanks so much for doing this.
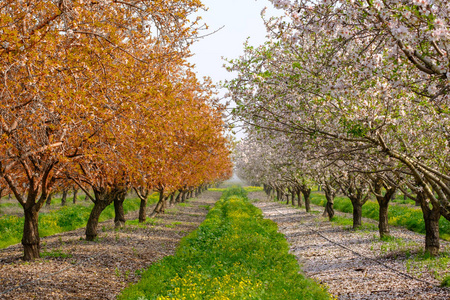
[1,0,232,260]
[228,0,450,256]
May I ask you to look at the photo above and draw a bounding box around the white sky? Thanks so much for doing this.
[189,0,281,90]
[189,0,282,139]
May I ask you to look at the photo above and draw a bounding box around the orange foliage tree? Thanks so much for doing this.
[0,0,209,260]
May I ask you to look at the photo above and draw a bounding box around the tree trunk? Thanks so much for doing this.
[61,190,68,206]
[150,192,165,218]
[114,192,126,228]
[85,188,125,241]
[174,191,182,203]
[45,193,52,207]
[323,190,335,220]
[420,196,440,256]
[181,192,186,203]
[22,207,40,260]
[296,190,303,207]
[351,200,363,229]
[73,188,78,204]
[291,190,295,206]
[139,197,147,223]
[372,180,396,238]
[85,199,111,241]
[378,199,390,238]
[302,189,311,212]
[169,193,175,206]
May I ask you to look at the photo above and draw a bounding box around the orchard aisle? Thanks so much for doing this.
[249,192,450,300]
[0,191,222,300]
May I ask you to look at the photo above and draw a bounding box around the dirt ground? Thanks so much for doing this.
[0,191,221,300]
[249,191,450,300]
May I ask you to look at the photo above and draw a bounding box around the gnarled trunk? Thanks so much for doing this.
[45,193,52,207]
[61,189,67,206]
[323,189,335,220]
[169,193,175,206]
[85,188,125,241]
[372,179,396,238]
[351,201,363,229]
[296,189,303,207]
[114,191,127,228]
[86,200,111,241]
[22,208,40,260]
[73,188,78,204]
[419,193,440,256]
[150,191,166,218]
[378,199,390,238]
[174,191,182,203]
[302,188,311,212]
[139,197,147,223]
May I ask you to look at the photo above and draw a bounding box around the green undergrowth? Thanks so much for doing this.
[0,193,159,249]
[119,186,330,300]
[330,215,377,231]
[310,193,450,241]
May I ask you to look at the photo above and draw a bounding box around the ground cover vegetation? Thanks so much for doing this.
[0,193,160,249]
[0,0,233,261]
[119,186,330,300]
[229,0,450,257]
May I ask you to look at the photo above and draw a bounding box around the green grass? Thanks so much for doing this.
[310,193,450,241]
[330,215,377,231]
[119,186,330,300]
[441,275,450,287]
[41,248,73,258]
[0,193,159,249]
[406,249,450,281]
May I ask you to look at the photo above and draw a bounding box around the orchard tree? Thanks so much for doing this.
[0,0,208,260]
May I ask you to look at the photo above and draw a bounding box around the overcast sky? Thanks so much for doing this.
[189,0,281,89]
[188,0,281,141]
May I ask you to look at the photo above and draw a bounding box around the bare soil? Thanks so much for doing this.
[249,191,450,300]
[0,191,221,300]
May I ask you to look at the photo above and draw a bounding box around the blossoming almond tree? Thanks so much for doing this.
[228,0,450,255]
